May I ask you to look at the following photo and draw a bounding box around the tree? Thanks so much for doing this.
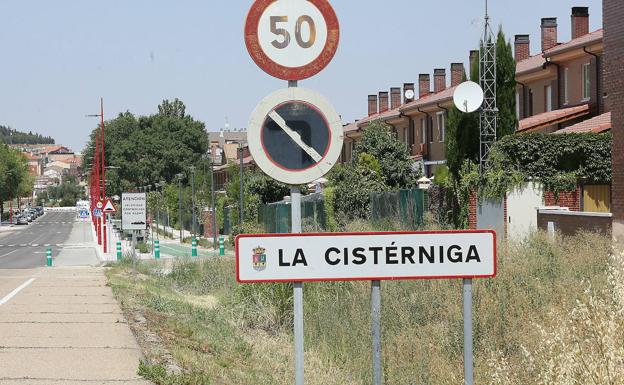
[446,26,517,178]
[496,27,518,138]
[157,98,186,119]
[329,155,387,222]
[353,121,421,188]
[82,100,209,197]
[0,145,30,216]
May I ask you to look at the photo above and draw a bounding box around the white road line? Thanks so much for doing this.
[0,278,35,306]
[0,249,18,258]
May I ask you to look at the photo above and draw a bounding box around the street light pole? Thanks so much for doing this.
[209,151,217,249]
[189,166,196,238]
[176,173,183,242]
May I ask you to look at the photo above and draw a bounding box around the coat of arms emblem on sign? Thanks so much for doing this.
[253,246,267,271]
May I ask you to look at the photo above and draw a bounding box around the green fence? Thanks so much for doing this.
[370,188,426,229]
[260,193,326,233]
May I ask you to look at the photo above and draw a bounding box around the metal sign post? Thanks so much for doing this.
[244,2,342,384]
[371,280,382,385]
[463,278,473,385]
[291,185,304,385]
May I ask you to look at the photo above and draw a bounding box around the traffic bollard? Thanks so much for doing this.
[219,236,225,256]
[46,248,52,267]
[116,241,122,261]
[191,238,198,257]
[154,240,160,259]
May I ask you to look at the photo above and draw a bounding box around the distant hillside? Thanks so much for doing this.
[0,125,55,145]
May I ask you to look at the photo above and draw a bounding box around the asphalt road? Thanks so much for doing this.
[0,211,80,269]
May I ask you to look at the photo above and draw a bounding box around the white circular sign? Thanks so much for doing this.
[453,81,484,113]
[245,0,340,80]
[248,87,343,185]
[96,201,103,209]
[257,1,328,68]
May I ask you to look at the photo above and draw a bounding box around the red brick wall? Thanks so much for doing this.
[514,35,530,62]
[604,0,624,223]
[541,18,558,51]
[543,187,581,211]
[451,63,464,87]
[378,92,389,113]
[419,74,430,98]
[434,69,446,93]
[538,212,612,237]
[468,191,477,230]
[203,210,217,239]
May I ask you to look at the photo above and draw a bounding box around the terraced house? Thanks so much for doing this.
[341,6,608,179]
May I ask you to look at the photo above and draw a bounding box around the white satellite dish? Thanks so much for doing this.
[404,89,415,100]
[453,81,484,113]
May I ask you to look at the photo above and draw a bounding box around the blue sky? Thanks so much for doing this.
[0,0,602,151]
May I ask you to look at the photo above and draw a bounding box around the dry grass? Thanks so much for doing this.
[107,231,620,385]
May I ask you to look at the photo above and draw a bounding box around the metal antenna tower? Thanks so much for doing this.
[479,0,497,173]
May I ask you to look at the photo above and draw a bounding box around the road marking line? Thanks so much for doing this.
[0,249,18,258]
[19,244,27,247]
[32,244,39,247]
[0,278,35,306]
[8,245,15,247]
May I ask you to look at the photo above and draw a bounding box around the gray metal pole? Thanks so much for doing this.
[291,186,303,385]
[371,280,382,385]
[178,177,183,242]
[463,278,474,385]
[210,156,217,249]
[239,144,244,228]
[131,230,137,273]
[190,166,196,237]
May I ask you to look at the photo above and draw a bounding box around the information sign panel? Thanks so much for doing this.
[236,231,497,283]
[121,193,147,230]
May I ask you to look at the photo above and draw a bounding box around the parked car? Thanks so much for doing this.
[16,216,28,225]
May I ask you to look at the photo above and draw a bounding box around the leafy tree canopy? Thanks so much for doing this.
[82,99,209,197]
[0,125,55,145]
[353,121,420,188]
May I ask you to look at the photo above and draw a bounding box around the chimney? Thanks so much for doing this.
[403,83,415,103]
[419,74,431,98]
[514,35,530,62]
[434,69,446,93]
[469,50,479,80]
[571,7,589,39]
[368,94,378,116]
[451,63,464,87]
[378,91,389,113]
[541,17,558,51]
[390,87,401,110]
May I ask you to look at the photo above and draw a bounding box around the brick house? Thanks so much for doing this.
[515,8,607,134]
[340,5,611,205]
[342,62,470,178]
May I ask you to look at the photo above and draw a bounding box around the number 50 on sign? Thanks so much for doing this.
[245,0,340,81]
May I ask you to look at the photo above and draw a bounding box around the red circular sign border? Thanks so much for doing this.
[244,0,340,81]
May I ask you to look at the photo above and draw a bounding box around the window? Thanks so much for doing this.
[544,85,552,112]
[528,88,534,116]
[421,118,426,144]
[582,63,591,100]
[437,112,446,142]
[515,91,520,119]
[563,67,569,105]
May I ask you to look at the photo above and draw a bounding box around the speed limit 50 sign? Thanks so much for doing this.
[245,0,340,80]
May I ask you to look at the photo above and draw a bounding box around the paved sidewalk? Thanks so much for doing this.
[0,267,151,384]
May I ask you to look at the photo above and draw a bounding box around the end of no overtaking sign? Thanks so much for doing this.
[236,230,497,283]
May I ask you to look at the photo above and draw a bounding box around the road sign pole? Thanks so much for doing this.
[291,185,304,385]
[463,278,474,385]
[371,280,382,385]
